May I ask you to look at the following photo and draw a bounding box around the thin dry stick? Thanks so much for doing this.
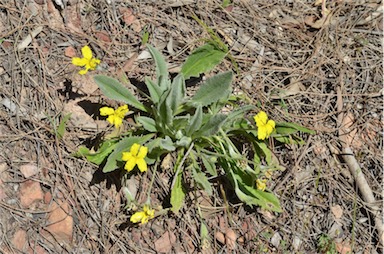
[336,86,384,245]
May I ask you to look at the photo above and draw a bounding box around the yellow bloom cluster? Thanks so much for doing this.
[130,205,155,224]
[100,105,129,128]
[72,45,100,75]
[256,179,267,191]
[122,143,148,172]
[254,111,275,140]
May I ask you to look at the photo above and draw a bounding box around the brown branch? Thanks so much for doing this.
[337,86,384,245]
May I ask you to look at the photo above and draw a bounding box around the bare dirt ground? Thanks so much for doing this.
[0,0,382,253]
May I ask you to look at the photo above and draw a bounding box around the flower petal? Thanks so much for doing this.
[106,115,116,125]
[143,205,150,213]
[130,211,145,223]
[144,205,155,218]
[267,119,275,129]
[141,217,150,224]
[81,45,93,60]
[72,57,88,67]
[89,58,100,70]
[254,111,268,127]
[115,105,129,118]
[136,159,147,172]
[130,143,140,156]
[265,122,275,137]
[124,159,137,172]
[122,152,133,161]
[78,68,88,75]
[137,146,148,159]
[258,128,267,140]
[113,116,123,128]
[100,107,115,116]
[256,179,267,191]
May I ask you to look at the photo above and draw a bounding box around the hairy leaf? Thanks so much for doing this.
[192,166,212,195]
[166,74,185,113]
[147,44,168,81]
[200,221,210,248]
[274,135,305,145]
[201,153,217,177]
[160,136,176,151]
[94,75,146,112]
[170,171,185,214]
[74,140,117,165]
[275,122,315,135]
[241,184,282,212]
[145,77,162,104]
[196,114,227,137]
[57,113,71,139]
[186,105,203,136]
[181,43,226,80]
[158,89,173,126]
[136,116,157,132]
[225,105,254,125]
[191,71,232,107]
[230,168,281,212]
[255,141,272,165]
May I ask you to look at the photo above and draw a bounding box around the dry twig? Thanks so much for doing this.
[337,86,384,245]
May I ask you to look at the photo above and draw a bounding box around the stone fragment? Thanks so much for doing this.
[225,228,237,250]
[45,200,73,243]
[64,46,76,58]
[12,229,27,251]
[154,231,176,253]
[20,164,39,178]
[19,180,43,207]
[271,232,282,248]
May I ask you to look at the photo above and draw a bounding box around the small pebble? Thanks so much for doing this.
[271,232,282,248]
[215,231,225,244]
[7,199,17,205]
[293,236,302,250]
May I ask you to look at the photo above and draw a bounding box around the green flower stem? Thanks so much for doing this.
[170,142,194,189]
[146,160,159,204]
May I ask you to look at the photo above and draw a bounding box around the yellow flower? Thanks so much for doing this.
[265,169,273,179]
[254,111,275,140]
[72,45,100,75]
[100,105,129,128]
[256,179,267,191]
[122,143,148,172]
[130,205,155,224]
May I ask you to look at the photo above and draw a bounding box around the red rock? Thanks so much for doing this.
[28,244,47,254]
[44,191,52,204]
[336,241,352,254]
[12,229,27,251]
[95,31,112,43]
[215,231,225,244]
[20,164,39,178]
[154,231,176,253]
[65,46,76,58]
[225,228,237,250]
[19,180,43,208]
[45,200,73,243]
[120,7,136,25]
[2,41,12,49]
